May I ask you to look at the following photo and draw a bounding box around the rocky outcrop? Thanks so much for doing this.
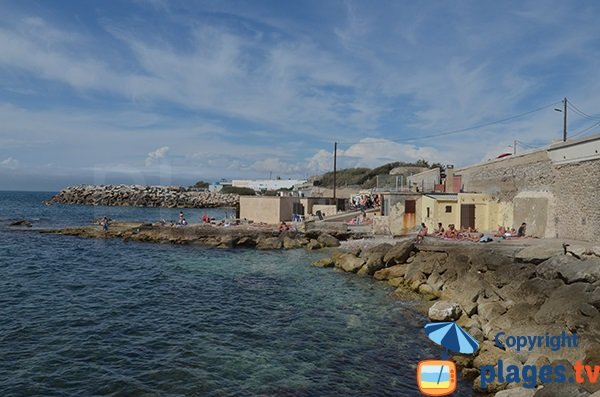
[316,240,600,395]
[39,221,342,251]
[46,184,239,208]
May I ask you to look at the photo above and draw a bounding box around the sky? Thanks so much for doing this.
[2,0,600,190]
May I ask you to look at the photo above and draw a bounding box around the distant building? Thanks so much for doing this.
[232,179,306,191]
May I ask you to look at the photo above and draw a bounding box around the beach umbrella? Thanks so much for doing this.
[424,321,479,355]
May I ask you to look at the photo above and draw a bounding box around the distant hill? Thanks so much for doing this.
[312,160,443,189]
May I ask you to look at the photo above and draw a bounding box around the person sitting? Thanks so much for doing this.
[416,222,428,244]
[278,221,290,233]
[517,222,527,237]
[494,225,506,237]
[444,224,458,239]
[433,222,445,236]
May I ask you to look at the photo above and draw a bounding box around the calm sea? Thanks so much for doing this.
[0,191,473,396]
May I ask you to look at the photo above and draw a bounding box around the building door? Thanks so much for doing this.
[460,204,475,229]
[404,200,416,214]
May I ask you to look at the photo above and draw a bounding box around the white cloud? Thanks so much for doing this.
[0,157,19,169]
[339,138,444,168]
[145,146,169,167]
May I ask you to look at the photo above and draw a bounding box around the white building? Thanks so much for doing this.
[232,179,306,191]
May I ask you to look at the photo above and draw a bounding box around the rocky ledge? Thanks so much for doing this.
[314,238,600,396]
[46,184,239,208]
[40,221,348,250]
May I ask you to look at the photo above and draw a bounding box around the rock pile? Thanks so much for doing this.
[315,240,600,395]
[46,185,239,208]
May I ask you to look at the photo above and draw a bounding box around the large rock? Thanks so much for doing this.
[516,244,564,264]
[335,253,366,273]
[317,233,340,247]
[256,237,282,250]
[373,264,408,281]
[282,236,306,249]
[534,282,600,331]
[383,240,414,266]
[428,301,462,321]
[312,258,334,268]
[537,255,600,284]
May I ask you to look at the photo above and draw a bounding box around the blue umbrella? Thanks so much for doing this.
[424,321,479,355]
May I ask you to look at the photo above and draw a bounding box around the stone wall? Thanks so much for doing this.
[455,149,600,241]
[553,160,600,240]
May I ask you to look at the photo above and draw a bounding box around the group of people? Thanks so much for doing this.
[416,221,528,244]
[350,194,380,211]
[494,223,527,238]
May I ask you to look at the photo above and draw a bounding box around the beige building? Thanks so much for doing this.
[239,196,341,224]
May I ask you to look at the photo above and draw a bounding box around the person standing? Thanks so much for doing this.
[517,223,527,237]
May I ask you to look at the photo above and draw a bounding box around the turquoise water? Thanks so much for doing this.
[0,192,473,396]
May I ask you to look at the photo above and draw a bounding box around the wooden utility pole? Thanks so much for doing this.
[513,139,517,155]
[333,142,337,199]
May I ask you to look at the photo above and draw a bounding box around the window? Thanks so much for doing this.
[426,207,430,218]
[445,205,452,213]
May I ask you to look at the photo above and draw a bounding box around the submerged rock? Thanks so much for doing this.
[9,219,32,227]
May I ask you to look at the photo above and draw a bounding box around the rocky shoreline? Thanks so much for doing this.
[38,220,349,250]
[46,184,239,208]
[314,238,600,396]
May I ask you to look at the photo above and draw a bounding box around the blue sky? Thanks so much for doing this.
[2,0,600,190]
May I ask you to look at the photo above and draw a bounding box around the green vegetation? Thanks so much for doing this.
[191,180,210,189]
[220,186,256,196]
[313,160,444,189]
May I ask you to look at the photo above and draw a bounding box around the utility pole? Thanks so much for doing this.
[333,142,337,199]
[513,139,517,155]
[563,97,568,142]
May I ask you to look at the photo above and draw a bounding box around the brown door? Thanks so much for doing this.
[460,204,475,229]
[404,200,416,213]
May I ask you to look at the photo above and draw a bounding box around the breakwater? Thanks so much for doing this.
[314,239,600,395]
[46,185,239,208]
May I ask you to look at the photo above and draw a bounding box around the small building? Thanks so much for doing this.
[239,196,342,224]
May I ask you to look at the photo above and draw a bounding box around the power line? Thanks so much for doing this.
[569,119,600,139]
[567,100,600,121]
[335,100,562,146]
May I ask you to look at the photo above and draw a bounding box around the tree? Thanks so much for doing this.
[192,180,210,189]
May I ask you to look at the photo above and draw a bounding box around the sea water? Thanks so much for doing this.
[0,191,473,396]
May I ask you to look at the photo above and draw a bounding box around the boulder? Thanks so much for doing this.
[305,239,323,250]
[256,237,282,250]
[428,300,462,321]
[537,255,600,284]
[373,264,408,281]
[335,253,366,273]
[282,236,305,249]
[534,283,600,331]
[317,233,340,247]
[383,240,414,266]
[312,258,334,268]
[478,301,508,322]
[516,244,564,264]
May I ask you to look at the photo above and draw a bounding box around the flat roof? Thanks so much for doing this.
[425,193,458,201]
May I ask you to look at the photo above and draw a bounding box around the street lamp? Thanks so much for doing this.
[554,97,567,142]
